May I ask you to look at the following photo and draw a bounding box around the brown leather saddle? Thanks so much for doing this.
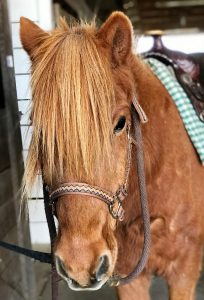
[143,33,204,122]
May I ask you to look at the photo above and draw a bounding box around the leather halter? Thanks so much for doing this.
[48,97,148,222]
[49,125,135,221]
[46,99,151,287]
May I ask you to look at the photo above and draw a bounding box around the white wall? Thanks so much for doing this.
[8,0,53,245]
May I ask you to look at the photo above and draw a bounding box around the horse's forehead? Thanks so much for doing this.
[51,25,95,40]
[71,27,86,35]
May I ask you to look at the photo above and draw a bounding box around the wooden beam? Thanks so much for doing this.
[64,0,94,20]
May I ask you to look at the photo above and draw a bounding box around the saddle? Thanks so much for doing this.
[143,32,204,122]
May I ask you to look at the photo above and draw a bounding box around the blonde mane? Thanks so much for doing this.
[23,19,115,194]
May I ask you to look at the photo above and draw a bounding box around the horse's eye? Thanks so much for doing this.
[114,116,126,133]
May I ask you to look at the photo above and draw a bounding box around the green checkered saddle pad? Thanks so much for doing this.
[146,57,204,165]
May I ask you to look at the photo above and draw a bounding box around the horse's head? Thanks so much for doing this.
[20,12,138,290]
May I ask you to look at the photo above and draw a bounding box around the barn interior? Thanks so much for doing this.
[54,0,204,32]
[0,0,204,299]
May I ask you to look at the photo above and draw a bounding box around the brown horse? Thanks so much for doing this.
[20,12,204,300]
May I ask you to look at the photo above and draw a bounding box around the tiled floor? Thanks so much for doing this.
[34,257,204,300]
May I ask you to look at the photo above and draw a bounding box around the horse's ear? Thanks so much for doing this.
[97,12,133,66]
[20,17,49,56]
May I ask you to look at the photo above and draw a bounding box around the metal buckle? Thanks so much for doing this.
[200,110,204,122]
[116,185,128,201]
[107,274,121,286]
[109,197,125,221]
[126,124,131,140]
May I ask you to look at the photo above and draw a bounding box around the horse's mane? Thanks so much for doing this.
[24,19,115,194]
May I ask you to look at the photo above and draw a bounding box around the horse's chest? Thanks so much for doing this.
[148,213,202,277]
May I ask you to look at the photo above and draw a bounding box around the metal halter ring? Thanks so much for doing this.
[109,199,124,221]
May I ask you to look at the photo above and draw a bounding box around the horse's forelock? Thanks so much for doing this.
[23,20,115,195]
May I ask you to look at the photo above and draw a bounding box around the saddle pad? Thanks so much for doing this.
[146,57,204,165]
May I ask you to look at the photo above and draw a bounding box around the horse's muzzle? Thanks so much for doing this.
[67,276,108,291]
[55,255,110,291]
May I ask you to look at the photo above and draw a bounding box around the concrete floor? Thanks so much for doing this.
[34,253,204,300]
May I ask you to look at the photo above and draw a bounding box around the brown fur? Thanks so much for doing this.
[20,12,204,299]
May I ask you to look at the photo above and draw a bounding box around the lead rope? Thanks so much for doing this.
[43,185,59,300]
[113,107,151,286]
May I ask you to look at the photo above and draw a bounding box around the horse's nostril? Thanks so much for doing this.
[95,255,109,282]
[55,256,68,279]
